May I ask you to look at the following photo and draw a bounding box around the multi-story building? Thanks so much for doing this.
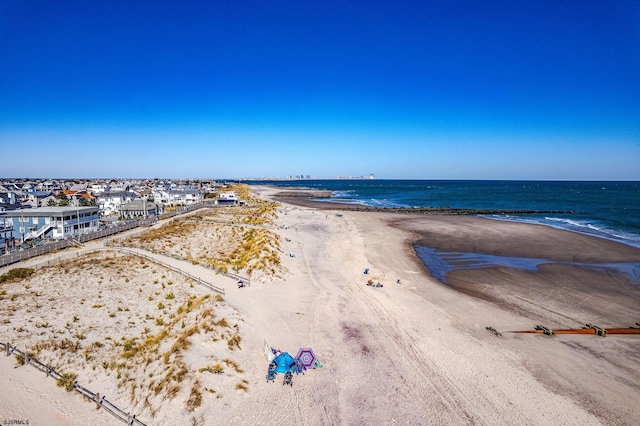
[1,206,100,241]
[151,186,203,207]
[96,191,136,216]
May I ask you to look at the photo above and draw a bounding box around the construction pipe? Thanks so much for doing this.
[504,327,640,336]
[603,328,640,335]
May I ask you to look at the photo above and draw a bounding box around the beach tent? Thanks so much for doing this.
[272,352,296,374]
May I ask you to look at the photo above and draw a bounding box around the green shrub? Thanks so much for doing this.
[56,372,77,392]
[0,268,35,284]
[14,353,25,365]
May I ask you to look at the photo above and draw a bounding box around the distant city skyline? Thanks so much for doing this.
[1,1,639,180]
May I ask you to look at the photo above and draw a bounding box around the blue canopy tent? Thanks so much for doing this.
[272,352,296,374]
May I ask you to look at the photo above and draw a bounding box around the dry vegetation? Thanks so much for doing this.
[119,184,286,283]
[0,251,247,419]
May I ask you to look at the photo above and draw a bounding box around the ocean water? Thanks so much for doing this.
[248,180,640,249]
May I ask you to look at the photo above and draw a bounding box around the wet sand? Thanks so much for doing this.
[273,189,640,424]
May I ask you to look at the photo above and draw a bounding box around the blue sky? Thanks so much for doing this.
[1,0,639,180]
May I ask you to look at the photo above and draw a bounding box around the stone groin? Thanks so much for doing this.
[321,205,572,216]
[273,190,334,198]
[273,193,571,216]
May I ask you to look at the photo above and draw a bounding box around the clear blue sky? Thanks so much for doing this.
[1,0,639,180]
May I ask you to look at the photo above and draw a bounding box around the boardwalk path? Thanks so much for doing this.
[0,209,238,295]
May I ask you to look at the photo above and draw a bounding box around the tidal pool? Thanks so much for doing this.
[414,246,640,285]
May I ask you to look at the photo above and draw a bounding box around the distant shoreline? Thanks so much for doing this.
[270,186,640,250]
[271,189,571,216]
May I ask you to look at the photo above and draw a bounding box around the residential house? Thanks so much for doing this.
[0,191,17,205]
[69,183,88,192]
[151,185,203,207]
[121,200,161,220]
[217,191,239,205]
[1,212,14,254]
[89,183,111,195]
[2,206,100,241]
[62,190,96,206]
[96,191,136,217]
[34,180,62,193]
[109,181,131,192]
[23,191,56,208]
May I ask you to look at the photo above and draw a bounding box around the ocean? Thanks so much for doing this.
[247,180,640,249]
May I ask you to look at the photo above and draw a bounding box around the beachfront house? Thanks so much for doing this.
[151,186,203,207]
[121,199,161,220]
[217,191,239,205]
[97,191,136,217]
[1,206,100,242]
[175,187,203,205]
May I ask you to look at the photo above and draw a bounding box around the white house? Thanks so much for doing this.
[89,183,111,195]
[97,191,136,216]
[151,186,203,207]
[217,191,239,205]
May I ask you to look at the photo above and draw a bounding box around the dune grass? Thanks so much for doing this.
[119,185,285,281]
[0,250,247,417]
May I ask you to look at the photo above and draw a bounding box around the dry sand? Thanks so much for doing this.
[1,185,640,425]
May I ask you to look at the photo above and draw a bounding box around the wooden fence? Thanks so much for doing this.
[0,201,218,268]
[1,342,146,426]
[0,220,156,268]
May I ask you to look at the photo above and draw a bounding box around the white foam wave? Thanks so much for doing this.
[483,214,640,248]
[331,190,357,198]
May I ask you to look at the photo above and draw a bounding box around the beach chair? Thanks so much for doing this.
[283,371,293,386]
[266,368,275,382]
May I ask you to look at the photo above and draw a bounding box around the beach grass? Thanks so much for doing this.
[0,250,248,417]
[118,185,284,282]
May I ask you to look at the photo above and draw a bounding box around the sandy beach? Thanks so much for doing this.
[2,185,640,425]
